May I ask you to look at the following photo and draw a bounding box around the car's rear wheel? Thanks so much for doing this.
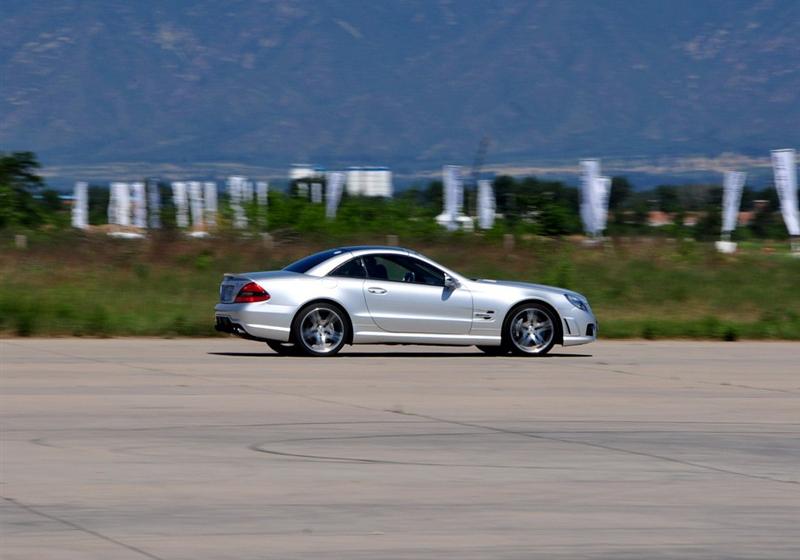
[476,345,508,355]
[292,302,349,357]
[505,302,558,356]
[266,340,299,355]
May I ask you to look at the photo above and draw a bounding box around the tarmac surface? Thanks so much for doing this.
[1,338,799,559]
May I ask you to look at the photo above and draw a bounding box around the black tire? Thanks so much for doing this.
[503,302,560,357]
[291,302,349,357]
[266,340,299,355]
[476,345,508,355]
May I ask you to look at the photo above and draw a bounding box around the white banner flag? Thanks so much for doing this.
[311,182,323,204]
[721,171,746,234]
[242,179,254,204]
[443,165,463,231]
[580,160,600,236]
[477,179,495,230]
[325,172,345,219]
[255,181,268,228]
[111,182,131,226]
[771,149,799,236]
[147,180,161,229]
[256,181,269,207]
[594,176,611,234]
[171,182,189,228]
[204,182,218,227]
[107,183,117,225]
[188,181,204,227]
[227,176,248,229]
[130,182,147,228]
[71,182,88,229]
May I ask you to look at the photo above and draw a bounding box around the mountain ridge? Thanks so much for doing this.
[2,1,798,184]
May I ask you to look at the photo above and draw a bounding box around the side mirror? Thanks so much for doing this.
[444,274,459,289]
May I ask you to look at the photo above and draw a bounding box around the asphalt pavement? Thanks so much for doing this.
[2,339,799,559]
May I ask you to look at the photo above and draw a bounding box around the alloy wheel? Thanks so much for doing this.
[298,307,345,354]
[509,307,555,354]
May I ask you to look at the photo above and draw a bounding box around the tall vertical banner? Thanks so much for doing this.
[310,182,323,204]
[227,176,248,229]
[130,182,147,228]
[204,182,218,227]
[188,181,204,228]
[325,172,345,219]
[111,182,131,226]
[242,180,254,205]
[255,181,268,229]
[443,165,463,231]
[721,171,746,234]
[594,176,611,234]
[147,179,161,229]
[107,183,117,225]
[580,160,600,236]
[71,182,88,229]
[771,149,800,236]
[477,179,495,230]
[256,181,269,207]
[171,182,189,228]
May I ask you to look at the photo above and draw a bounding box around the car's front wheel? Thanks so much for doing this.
[505,302,559,356]
[292,302,349,357]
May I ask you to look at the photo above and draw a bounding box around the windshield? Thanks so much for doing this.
[283,249,343,273]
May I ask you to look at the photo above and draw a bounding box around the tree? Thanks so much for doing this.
[609,176,633,210]
[655,185,681,213]
[0,151,44,192]
[0,151,46,228]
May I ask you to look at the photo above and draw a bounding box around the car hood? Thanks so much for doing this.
[473,278,582,298]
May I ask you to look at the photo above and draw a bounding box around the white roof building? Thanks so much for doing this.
[289,164,325,182]
[346,166,393,198]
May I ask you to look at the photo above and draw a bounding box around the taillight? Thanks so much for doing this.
[234,282,270,303]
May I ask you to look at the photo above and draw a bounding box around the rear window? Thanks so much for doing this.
[283,249,342,273]
[329,257,366,279]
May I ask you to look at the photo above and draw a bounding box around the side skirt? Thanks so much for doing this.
[353,330,502,346]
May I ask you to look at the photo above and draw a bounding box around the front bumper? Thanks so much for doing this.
[560,309,598,346]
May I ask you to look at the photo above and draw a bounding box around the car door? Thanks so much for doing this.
[362,253,473,334]
[326,256,374,329]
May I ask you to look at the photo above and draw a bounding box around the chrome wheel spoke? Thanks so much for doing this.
[300,307,344,353]
[510,307,554,353]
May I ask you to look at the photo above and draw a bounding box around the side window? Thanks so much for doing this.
[363,255,404,282]
[363,254,445,287]
[329,257,366,279]
[401,256,445,287]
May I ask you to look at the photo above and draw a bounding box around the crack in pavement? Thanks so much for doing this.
[387,411,800,486]
[1,496,165,560]
[7,341,799,487]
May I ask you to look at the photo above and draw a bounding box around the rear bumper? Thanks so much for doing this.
[214,302,293,342]
[214,315,268,342]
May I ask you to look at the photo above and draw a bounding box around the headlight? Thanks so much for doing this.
[565,293,589,312]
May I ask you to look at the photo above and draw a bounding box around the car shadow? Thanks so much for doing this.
[208,351,593,358]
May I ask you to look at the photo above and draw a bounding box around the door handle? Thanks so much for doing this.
[367,287,387,294]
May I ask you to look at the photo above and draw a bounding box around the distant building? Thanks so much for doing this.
[346,166,393,197]
[289,164,325,182]
[647,211,672,227]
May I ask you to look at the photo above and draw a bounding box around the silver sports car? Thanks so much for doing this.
[215,246,596,356]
